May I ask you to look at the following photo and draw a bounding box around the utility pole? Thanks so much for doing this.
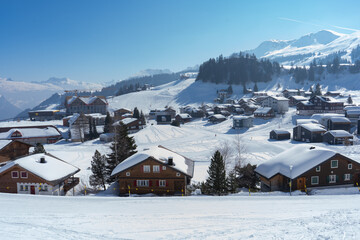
[289,165,293,196]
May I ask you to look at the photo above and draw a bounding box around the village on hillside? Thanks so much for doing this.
[1,77,360,197]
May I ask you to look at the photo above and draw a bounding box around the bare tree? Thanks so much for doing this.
[217,140,234,171]
[233,134,247,167]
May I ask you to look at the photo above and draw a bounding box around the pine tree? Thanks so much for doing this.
[103,112,113,133]
[88,118,94,140]
[33,143,46,154]
[133,107,140,119]
[227,85,233,95]
[205,150,227,195]
[139,111,146,125]
[347,95,353,104]
[315,83,322,96]
[93,118,99,138]
[253,82,258,92]
[106,122,137,183]
[232,163,259,189]
[89,150,108,190]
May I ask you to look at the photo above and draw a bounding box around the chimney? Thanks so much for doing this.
[40,157,46,163]
[168,157,173,166]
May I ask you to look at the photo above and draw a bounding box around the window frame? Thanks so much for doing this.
[11,171,19,178]
[176,172,181,177]
[136,180,149,187]
[20,171,28,179]
[153,165,160,173]
[329,174,336,183]
[348,163,352,170]
[316,166,321,172]
[331,160,338,169]
[159,180,166,187]
[126,172,130,177]
[311,176,319,185]
[143,165,150,173]
[344,173,351,181]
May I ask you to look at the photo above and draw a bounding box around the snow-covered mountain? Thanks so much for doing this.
[245,30,360,65]
[33,77,103,91]
[0,94,23,120]
[130,69,173,78]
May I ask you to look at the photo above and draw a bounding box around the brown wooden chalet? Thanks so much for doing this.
[255,145,360,192]
[113,108,133,121]
[0,140,31,163]
[0,153,80,195]
[113,118,146,134]
[269,130,290,140]
[323,130,353,145]
[111,145,194,196]
[289,95,308,107]
[254,107,275,118]
[175,114,192,124]
[297,96,344,116]
[65,96,108,115]
[327,117,351,132]
[282,89,305,98]
[293,123,326,142]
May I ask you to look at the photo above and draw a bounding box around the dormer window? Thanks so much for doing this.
[11,130,22,138]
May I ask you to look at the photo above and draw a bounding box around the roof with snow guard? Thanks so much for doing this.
[111,145,194,177]
[299,123,326,132]
[329,117,351,123]
[0,127,61,139]
[254,107,272,114]
[326,130,353,138]
[0,153,80,184]
[255,145,340,179]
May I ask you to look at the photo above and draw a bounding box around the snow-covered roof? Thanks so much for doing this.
[111,146,194,177]
[233,116,253,120]
[346,110,360,115]
[296,119,319,125]
[344,106,360,111]
[255,145,337,179]
[67,96,107,105]
[291,96,308,101]
[68,113,80,125]
[119,118,138,125]
[329,117,351,123]
[315,96,342,103]
[0,127,61,139]
[177,114,192,119]
[271,129,290,135]
[311,113,343,122]
[326,130,353,138]
[283,89,304,93]
[0,140,12,150]
[67,96,78,105]
[269,96,288,101]
[210,114,226,119]
[0,153,80,183]
[254,107,272,114]
[300,123,326,132]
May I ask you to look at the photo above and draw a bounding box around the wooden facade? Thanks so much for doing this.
[269,130,290,140]
[259,154,360,192]
[115,157,190,196]
[0,141,31,163]
[293,125,326,142]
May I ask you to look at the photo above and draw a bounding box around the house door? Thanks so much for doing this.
[297,178,306,190]
[30,185,36,194]
[174,181,184,193]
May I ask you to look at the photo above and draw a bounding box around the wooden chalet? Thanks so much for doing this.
[293,123,326,142]
[269,130,290,140]
[289,95,308,107]
[0,153,80,195]
[327,117,351,132]
[0,140,31,163]
[113,118,146,134]
[282,89,305,98]
[175,114,192,124]
[208,114,226,124]
[323,130,353,145]
[297,96,344,116]
[111,145,194,196]
[233,116,253,129]
[113,108,132,121]
[0,126,62,145]
[254,107,275,118]
[156,114,172,125]
[255,145,360,192]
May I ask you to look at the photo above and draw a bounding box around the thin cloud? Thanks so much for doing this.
[278,17,323,28]
[331,25,359,32]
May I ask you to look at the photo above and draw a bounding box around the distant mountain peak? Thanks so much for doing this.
[130,69,173,78]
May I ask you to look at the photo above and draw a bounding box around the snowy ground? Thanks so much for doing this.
[2,192,360,239]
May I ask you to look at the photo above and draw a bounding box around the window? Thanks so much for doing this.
[11,171,19,178]
[137,180,149,187]
[143,165,150,173]
[176,172,181,177]
[153,165,160,173]
[311,176,319,185]
[162,166,166,171]
[126,172,130,176]
[316,166,321,172]
[329,175,336,183]
[348,164,352,170]
[344,174,351,181]
[159,180,166,187]
[331,160,338,168]
[24,185,28,191]
[20,185,24,191]
[20,171,28,179]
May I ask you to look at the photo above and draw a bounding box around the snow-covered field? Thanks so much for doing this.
[2,192,360,239]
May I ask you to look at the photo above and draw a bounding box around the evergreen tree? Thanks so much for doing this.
[106,122,137,183]
[205,150,227,195]
[231,163,259,189]
[93,118,99,138]
[139,111,146,125]
[253,82,258,92]
[315,83,322,96]
[133,107,140,119]
[88,118,94,140]
[89,150,108,190]
[33,143,46,154]
[171,119,180,127]
[103,112,113,133]
[309,86,315,97]
[347,95,353,104]
[227,85,233,95]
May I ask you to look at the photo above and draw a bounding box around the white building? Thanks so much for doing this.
[261,96,289,114]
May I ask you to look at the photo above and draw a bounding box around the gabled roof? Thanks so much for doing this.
[0,127,61,139]
[177,114,192,119]
[111,145,194,178]
[0,153,80,185]
[325,130,353,138]
[290,96,308,101]
[299,123,326,132]
[329,117,351,123]
[0,140,12,150]
[271,129,290,135]
[296,119,319,125]
[67,96,107,105]
[254,107,272,114]
[210,114,226,120]
[268,96,288,101]
[255,145,338,179]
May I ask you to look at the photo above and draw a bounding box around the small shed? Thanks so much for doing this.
[208,114,226,124]
[269,130,291,140]
[175,114,192,124]
[233,116,253,129]
[254,107,275,118]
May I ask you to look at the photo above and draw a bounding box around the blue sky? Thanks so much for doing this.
[1,0,360,83]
